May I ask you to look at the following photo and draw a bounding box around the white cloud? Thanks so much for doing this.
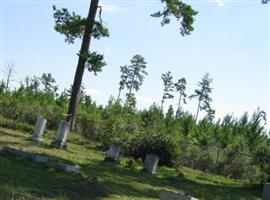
[85,88,103,96]
[100,3,127,13]
[214,0,225,7]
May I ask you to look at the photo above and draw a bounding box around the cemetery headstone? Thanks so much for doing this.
[57,163,80,173]
[105,143,121,162]
[143,153,159,174]
[30,155,49,163]
[31,116,47,142]
[159,190,198,200]
[51,120,69,149]
[263,183,270,200]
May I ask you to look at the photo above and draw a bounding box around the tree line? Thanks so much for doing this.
[0,70,269,183]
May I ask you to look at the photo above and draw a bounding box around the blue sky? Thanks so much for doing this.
[0,0,269,129]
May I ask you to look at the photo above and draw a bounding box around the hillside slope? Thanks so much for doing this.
[0,127,262,200]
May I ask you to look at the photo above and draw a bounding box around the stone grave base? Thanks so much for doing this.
[159,190,198,200]
[51,139,67,149]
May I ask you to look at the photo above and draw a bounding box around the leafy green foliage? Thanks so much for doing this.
[92,21,109,39]
[52,6,109,44]
[76,51,106,75]
[151,0,198,36]
[86,52,106,75]
[161,71,174,109]
[0,73,269,183]
[124,55,148,106]
[41,73,58,95]
[125,132,180,166]
[53,6,87,44]
[117,65,129,100]
[174,77,187,115]
[190,73,215,122]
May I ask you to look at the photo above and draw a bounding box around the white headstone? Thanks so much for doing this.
[159,190,198,200]
[32,117,47,141]
[263,183,270,200]
[107,143,121,161]
[143,153,159,174]
[57,163,80,173]
[51,120,70,149]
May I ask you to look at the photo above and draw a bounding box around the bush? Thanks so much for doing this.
[0,116,34,133]
[221,154,253,179]
[76,110,102,140]
[124,133,180,166]
[179,144,216,172]
[97,102,140,149]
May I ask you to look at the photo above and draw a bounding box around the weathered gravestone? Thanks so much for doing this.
[263,182,270,200]
[31,116,47,141]
[57,163,80,173]
[143,153,159,174]
[159,190,198,200]
[30,155,48,163]
[105,143,121,162]
[51,120,69,149]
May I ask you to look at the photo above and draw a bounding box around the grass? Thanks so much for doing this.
[0,127,263,200]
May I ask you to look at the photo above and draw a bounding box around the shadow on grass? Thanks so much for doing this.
[0,129,59,151]
[0,147,263,200]
[80,160,262,200]
[0,130,28,139]
[0,149,158,200]
[0,151,106,200]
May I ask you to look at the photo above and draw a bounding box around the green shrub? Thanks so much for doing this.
[179,144,216,172]
[222,154,252,179]
[0,116,33,133]
[124,133,180,166]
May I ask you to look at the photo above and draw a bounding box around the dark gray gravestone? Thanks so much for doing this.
[32,117,47,141]
[143,153,159,174]
[51,120,69,149]
[159,190,198,200]
[106,143,121,162]
[263,183,270,200]
[30,155,48,163]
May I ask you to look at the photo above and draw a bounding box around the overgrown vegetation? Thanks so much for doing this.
[0,71,269,184]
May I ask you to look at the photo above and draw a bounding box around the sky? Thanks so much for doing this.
[0,0,269,130]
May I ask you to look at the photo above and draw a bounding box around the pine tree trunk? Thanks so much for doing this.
[126,73,135,105]
[66,0,99,132]
[117,88,121,101]
[177,94,182,113]
[195,100,201,123]
[161,98,164,111]
[5,69,12,92]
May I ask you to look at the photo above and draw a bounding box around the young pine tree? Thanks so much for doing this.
[117,65,129,101]
[174,77,187,116]
[3,61,16,92]
[190,73,215,123]
[161,71,174,111]
[125,55,148,107]
[41,73,58,95]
